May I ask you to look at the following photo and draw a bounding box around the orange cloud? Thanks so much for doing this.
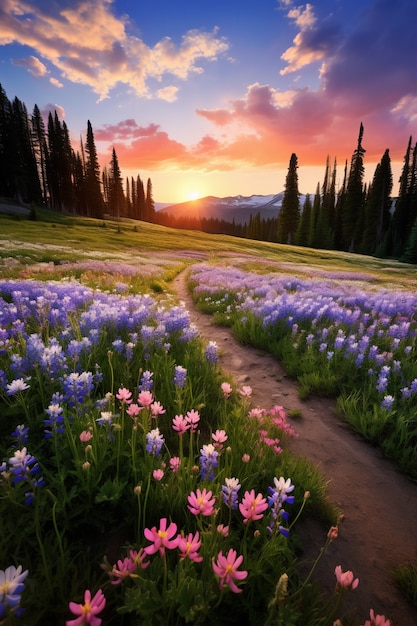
[0,0,229,101]
[12,54,47,76]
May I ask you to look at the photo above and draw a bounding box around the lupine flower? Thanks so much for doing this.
[363,608,391,626]
[221,382,232,398]
[177,531,203,563]
[0,564,28,619]
[199,443,219,480]
[138,370,153,391]
[212,548,248,593]
[239,489,268,524]
[10,424,30,446]
[222,477,241,510]
[334,565,359,591]
[144,518,179,557]
[44,403,65,438]
[169,456,181,472]
[115,387,132,405]
[205,340,219,363]
[172,414,189,435]
[212,429,228,448]
[381,395,394,410]
[6,378,30,395]
[187,488,216,516]
[145,428,165,455]
[267,476,295,536]
[186,409,200,433]
[96,411,114,426]
[173,365,187,388]
[66,588,106,626]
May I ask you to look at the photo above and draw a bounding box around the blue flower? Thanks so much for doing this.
[145,428,165,455]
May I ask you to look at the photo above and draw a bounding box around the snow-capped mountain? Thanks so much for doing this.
[157,193,305,224]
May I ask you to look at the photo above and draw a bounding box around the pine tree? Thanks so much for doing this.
[277,153,300,244]
[108,147,124,220]
[334,160,348,250]
[11,97,42,204]
[295,194,312,247]
[145,178,155,223]
[136,175,146,221]
[85,120,104,219]
[343,123,366,252]
[31,104,48,206]
[361,149,392,254]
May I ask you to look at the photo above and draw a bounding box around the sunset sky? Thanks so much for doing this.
[0,0,416,204]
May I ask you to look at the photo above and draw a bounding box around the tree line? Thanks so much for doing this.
[0,84,155,222]
[0,83,416,262]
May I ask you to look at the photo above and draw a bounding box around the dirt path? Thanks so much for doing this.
[173,269,417,626]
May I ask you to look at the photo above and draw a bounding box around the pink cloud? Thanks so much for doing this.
[12,55,48,77]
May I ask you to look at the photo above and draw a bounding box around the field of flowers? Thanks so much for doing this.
[188,260,417,481]
[0,251,396,626]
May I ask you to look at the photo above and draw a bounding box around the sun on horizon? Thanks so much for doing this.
[186,190,200,201]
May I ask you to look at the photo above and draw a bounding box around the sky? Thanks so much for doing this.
[0,0,416,204]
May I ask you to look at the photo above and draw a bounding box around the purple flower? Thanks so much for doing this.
[381,395,394,410]
[173,365,187,389]
[199,443,219,480]
[145,428,165,455]
[222,477,241,510]
[205,341,219,364]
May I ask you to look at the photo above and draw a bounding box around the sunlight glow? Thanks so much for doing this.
[187,190,200,201]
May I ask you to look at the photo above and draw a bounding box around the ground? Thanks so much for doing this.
[173,269,417,626]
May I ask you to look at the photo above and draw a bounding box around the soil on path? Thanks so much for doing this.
[173,269,417,626]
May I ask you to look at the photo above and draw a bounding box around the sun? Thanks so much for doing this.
[186,190,200,201]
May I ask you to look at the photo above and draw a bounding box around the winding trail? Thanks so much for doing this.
[173,268,417,626]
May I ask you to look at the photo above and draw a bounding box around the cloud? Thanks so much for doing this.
[280,4,341,75]
[0,0,229,101]
[40,102,66,121]
[49,77,63,88]
[12,54,47,77]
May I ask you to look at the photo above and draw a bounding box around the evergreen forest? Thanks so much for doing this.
[0,84,416,263]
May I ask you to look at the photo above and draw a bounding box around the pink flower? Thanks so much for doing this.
[151,401,166,417]
[144,518,179,557]
[66,588,106,626]
[239,385,252,398]
[126,403,142,418]
[334,565,359,591]
[212,429,228,448]
[109,557,137,585]
[177,531,203,563]
[242,453,250,463]
[185,409,200,433]
[138,390,153,407]
[169,456,181,472]
[116,387,132,404]
[187,488,216,516]
[153,469,164,481]
[239,489,268,524]
[221,382,232,398]
[172,414,189,435]
[79,430,93,443]
[129,548,150,570]
[217,524,229,537]
[363,609,391,626]
[248,408,265,419]
[212,548,248,593]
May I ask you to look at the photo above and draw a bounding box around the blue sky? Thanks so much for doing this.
[0,0,416,202]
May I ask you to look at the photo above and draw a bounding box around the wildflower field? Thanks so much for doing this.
[1,212,415,625]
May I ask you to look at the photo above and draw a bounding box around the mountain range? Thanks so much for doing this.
[157,193,308,225]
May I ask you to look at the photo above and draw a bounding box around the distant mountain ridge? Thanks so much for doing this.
[157,193,307,224]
